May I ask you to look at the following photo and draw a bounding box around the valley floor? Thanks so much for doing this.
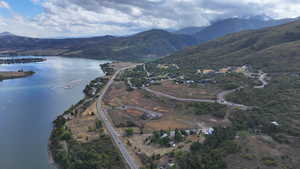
[51,62,300,169]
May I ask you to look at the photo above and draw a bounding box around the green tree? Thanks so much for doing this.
[125,128,134,137]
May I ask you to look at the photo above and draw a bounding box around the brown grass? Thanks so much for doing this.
[66,102,100,143]
[104,81,228,132]
[149,80,221,100]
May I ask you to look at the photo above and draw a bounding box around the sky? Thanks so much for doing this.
[0,0,300,38]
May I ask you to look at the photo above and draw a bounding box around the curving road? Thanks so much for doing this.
[142,70,269,111]
[143,87,251,110]
[216,87,250,110]
[144,87,216,103]
[95,65,140,169]
[117,105,163,118]
[254,73,268,89]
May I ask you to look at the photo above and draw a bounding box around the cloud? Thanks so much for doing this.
[0,1,10,9]
[2,0,300,37]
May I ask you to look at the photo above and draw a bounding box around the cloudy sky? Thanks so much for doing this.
[0,0,300,38]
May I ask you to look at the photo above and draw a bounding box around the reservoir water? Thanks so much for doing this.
[0,57,107,169]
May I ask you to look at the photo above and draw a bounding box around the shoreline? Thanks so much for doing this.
[48,63,112,169]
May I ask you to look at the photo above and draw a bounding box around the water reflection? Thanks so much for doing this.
[0,57,108,169]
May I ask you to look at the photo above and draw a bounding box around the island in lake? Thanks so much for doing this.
[0,70,35,81]
[0,57,46,64]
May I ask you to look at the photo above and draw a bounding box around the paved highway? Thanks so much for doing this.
[95,65,139,169]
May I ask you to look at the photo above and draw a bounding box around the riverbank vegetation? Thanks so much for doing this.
[50,72,125,169]
[50,115,124,169]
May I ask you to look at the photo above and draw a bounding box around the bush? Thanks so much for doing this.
[125,128,134,137]
[261,157,277,166]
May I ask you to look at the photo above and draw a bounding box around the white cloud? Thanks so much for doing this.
[0,1,10,9]
[1,0,300,37]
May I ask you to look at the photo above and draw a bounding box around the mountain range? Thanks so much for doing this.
[175,17,297,43]
[158,19,300,73]
[0,30,196,61]
[0,16,297,61]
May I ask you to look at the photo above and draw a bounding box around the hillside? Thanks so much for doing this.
[159,19,300,73]
[0,30,197,61]
[146,19,300,169]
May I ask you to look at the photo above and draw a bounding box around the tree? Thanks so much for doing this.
[125,128,134,137]
[175,129,184,142]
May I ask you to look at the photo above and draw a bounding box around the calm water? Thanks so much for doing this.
[0,57,108,169]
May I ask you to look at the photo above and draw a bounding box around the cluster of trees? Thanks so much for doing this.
[227,74,300,139]
[188,102,227,119]
[100,63,114,76]
[83,77,108,97]
[145,63,182,78]
[176,127,239,169]
[148,129,185,147]
[122,65,147,80]
[214,73,255,90]
[121,65,149,89]
[50,111,124,169]
[49,75,125,169]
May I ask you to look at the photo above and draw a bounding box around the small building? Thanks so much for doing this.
[63,114,73,120]
[168,163,175,168]
[203,128,214,135]
[271,121,280,126]
[161,133,168,139]
[235,65,249,73]
[219,67,232,73]
[171,64,179,69]
[202,69,215,74]
[185,80,194,84]
[157,64,169,69]
[169,141,176,147]
[185,130,191,136]
[170,131,176,138]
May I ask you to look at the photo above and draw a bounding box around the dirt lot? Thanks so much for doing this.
[111,62,137,71]
[149,80,222,100]
[66,102,101,143]
[103,81,230,132]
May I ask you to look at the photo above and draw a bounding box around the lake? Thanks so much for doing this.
[0,57,108,169]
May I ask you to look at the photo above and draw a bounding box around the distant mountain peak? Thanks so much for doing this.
[0,32,15,36]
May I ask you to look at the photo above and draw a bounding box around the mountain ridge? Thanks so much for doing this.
[175,17,297,43]
[0,29,197,61]
[157,19,300,73]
